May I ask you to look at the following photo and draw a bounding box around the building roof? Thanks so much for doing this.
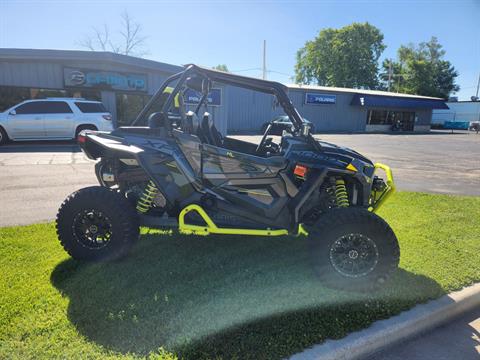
[287,83,444,100]
[0,48,449,109]
[0,48,182,74]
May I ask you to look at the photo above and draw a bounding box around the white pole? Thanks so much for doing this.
[475,72,480,98]
[262,40,267,80]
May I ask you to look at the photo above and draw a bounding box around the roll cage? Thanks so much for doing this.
[132,64,305,132]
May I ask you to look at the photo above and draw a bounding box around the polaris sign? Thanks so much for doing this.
[184,88,222,106]
[305,93,336,105]
[64,68,147,92]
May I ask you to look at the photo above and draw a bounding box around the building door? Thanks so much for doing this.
[402,112,415,131]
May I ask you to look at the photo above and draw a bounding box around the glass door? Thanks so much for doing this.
[402,112,415,131]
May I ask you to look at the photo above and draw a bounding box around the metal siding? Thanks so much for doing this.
[0,62,63,89]
[291,90,367,132]
[147,73,168,95]
[226,86,282,133]
[415,109,432,126]
[100,91,117,125]
[224,87,369,133]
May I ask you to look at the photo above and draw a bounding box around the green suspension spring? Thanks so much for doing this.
[335,179,349,207]
[136,180,159,213]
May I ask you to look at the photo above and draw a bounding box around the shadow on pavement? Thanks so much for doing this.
[0,140,80,153]
[51,232,446,360]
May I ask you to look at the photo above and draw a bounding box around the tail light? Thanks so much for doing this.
[102,114,112,121]
[77,132,87,144]
[294,164,308,179]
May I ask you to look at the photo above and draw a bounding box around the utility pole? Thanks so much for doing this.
[387,60,393,92]
[262,40,267,80]
[476,71,480,98]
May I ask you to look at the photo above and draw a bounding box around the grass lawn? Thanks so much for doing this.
[1,191,480,359]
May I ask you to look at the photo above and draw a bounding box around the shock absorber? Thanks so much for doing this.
[335,178,349,207]
[136,181,159,213]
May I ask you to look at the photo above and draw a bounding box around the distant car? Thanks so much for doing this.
[260,115,315,135]
[469,121,480,132]
[0,98,113,145]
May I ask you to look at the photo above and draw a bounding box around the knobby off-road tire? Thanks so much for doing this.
[56,186,139,261]
[306,207,400,291]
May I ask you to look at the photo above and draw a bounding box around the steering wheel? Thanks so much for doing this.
[256,123,272,154]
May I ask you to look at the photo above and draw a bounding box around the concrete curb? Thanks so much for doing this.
[290,282,480,360]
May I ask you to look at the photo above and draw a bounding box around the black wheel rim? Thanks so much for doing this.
[72,209,113,249]
[329,233,379,278]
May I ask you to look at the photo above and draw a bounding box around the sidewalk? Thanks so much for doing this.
[371,308,480,359]
[290,283,480,360]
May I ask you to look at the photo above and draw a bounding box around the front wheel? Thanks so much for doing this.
[56,186,139,261]
[306,207,400,291]
[0,126,9,145]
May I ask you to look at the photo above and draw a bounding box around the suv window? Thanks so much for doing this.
[15,101,73,114]
[75,102,107,113]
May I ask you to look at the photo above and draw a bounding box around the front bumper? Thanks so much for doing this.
[369,163,396,212]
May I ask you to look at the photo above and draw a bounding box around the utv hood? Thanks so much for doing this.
[317,140,373,165]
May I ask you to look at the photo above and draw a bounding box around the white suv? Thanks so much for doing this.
[0,98,113,145]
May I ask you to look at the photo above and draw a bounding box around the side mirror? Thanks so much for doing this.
[9,110,16,116]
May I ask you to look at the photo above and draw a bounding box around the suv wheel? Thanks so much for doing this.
[0,127,9,145]
[56,186,139,261]
[75,125,97,139]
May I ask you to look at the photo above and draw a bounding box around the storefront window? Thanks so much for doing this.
[0,86,101,112]
[0,86,30,112]
[367,109,415,127]
[116,93,151,126]
[66,89,101,101]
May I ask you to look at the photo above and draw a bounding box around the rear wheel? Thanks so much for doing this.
[0,126,9,145]
[56,186,139,261]
[306,207,399,291]
[75,125,97,139]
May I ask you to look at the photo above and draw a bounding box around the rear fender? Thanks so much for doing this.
[79,132,142,160]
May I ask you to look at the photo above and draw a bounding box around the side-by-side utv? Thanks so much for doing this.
[56,64,399,289]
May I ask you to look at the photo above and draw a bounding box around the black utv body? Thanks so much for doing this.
[56,65,399,289]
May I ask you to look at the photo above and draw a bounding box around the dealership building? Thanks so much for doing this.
[0,48,448,134]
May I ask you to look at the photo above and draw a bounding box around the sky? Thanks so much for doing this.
[0,0,479,100]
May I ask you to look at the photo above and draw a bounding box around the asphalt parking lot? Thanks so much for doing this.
[0,132,479,227]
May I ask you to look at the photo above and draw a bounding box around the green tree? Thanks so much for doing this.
[213,64,229,72]
[382,37,459,98]
[295,23,386,89]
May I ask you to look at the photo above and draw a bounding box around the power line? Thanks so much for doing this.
[230,67,262,72]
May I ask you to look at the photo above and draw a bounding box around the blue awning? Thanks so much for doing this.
[350,93,449,109]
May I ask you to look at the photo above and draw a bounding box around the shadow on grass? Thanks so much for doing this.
[51,232,445,359]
